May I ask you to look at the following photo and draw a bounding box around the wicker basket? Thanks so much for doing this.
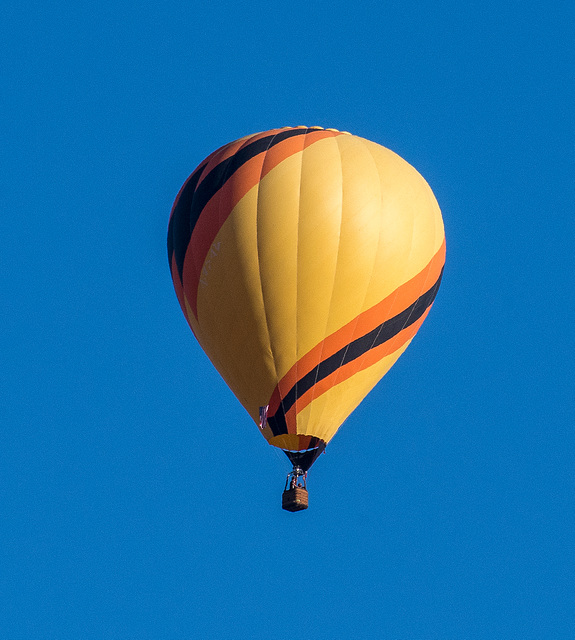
[282,487,309,512]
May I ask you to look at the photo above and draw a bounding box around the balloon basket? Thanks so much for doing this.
[282,487,309,512]
[282,467,309,512]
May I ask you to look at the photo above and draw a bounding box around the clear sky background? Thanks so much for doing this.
[1,1,574,638]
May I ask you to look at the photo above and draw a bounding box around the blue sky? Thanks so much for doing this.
[1,1,574,638]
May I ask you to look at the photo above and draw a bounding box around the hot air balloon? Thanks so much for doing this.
[167,126,445,511]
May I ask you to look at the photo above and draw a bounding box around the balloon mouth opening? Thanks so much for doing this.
[282,442,326,473]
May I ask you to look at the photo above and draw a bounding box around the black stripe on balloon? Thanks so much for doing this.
[267,269,443,436]
[168,128,314,282]
[167,162,208,283]
[269,408,288,437]
[188,128,311,239]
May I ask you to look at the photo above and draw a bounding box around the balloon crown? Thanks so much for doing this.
[282,125,351,135]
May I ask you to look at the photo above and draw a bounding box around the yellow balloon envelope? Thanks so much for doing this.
[168,126,445,479]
